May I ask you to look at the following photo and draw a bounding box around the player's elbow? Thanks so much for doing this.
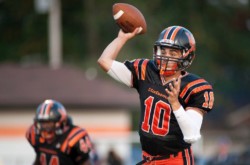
[184,135,201,144]
[97,58,110,72]
[97,57,104,67]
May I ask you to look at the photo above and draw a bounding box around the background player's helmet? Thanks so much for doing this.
[153,26,196,76]
[34,99,68,141]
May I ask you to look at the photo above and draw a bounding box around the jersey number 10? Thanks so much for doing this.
[141,96,171,137]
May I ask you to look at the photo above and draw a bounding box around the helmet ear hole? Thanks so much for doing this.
[178,59,189,70]
[183,60,189,67]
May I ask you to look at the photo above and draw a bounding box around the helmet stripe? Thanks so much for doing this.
[40,103,46,115]
[58,108,67,122]
[166,26,177,39]
[186,31,196,51]
[44,101,54,116]
[170,26,182,41]
[163,27,171,40]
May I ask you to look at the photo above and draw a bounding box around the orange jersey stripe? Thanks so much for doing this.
[26,125,36,145]
[31,125,36,145]
[141,59,149,80]
[61,127,82,152]
[68,131,87,147]
[133,59,140,79]
[184,85,213,103]
[180,79,206,98]
[190,148,195,164]
[184,149,190,165]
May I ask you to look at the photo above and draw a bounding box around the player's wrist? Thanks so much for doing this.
[171,102,181,111]
[117,35,130,44]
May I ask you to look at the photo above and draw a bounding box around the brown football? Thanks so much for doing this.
[112,3,147,34]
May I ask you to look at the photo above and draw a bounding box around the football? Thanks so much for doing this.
[112,3,147,34]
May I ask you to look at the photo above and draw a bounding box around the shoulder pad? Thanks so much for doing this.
[60,127,87,153]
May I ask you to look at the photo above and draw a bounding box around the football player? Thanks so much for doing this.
[26,99,93,165]
[97,26,214,165]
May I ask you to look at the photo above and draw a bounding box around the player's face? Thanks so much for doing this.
[157,47,182,74]
[39,121,56,141]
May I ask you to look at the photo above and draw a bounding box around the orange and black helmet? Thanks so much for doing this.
[153,26,196,75]
[34,99,68,135]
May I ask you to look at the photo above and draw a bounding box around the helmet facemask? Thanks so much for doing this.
[36,121,57,141]
[35,117,67,142]
[153,45,187,76]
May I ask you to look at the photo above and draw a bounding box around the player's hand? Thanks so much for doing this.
[165,78,181,110]
[118,27,141,40]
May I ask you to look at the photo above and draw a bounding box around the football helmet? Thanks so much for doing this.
[153,26,196,76]
[34,99,68,141]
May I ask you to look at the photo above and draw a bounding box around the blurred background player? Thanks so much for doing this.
[106,148,123,165]
[26,99,94,165]
[97,26,214,165]
[207,136,238,165]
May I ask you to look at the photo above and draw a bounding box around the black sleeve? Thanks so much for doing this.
[70,133,92,165]
[186,89,214,113]
[124,59,141,89]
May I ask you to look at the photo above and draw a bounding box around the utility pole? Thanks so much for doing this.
[48,0,62,69]
[35,0,62,69]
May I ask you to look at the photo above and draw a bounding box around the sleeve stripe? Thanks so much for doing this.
[141,59,149,80]
[184,85,213,103]
[68,131,87,147]
[180,79,206,98]
[61,127,82,152]
[31,125,36,145]
[26,125,36,146]
[133,59,140,79]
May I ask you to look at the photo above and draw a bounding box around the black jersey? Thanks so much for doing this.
[125,59,214,156]
[26,124,92,165]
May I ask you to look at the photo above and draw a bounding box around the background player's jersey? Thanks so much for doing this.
[125,59,214,156]
[26,124,92,165]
